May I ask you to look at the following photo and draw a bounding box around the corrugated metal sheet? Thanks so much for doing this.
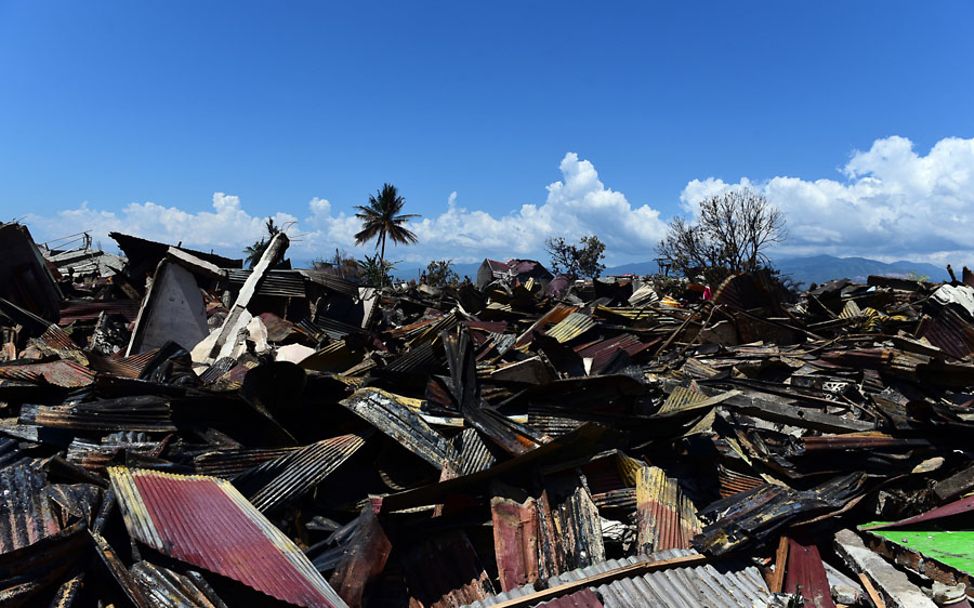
[228,269,308,298]
[717,467,765,499]
[109,467,348,608]
[545,312,596,344]
[386,341,438,373]
[34,324,88,365]
[0,462,61,554]
[402,530,496,608]
[538,589,603,607]
[783,537,835,608]
[198,356,238,385]
[309,316,364,341]
[455,428,499,476]
[515,305,577,349]
[194,446,300,478]
[538,478,605,576]
[406,312,459,349]
[575,335,649,375]
[67,432,161,471]
[635,466,701,555]
[0,438,23,469]
[657,386,739,416]
[130,560,228,608]
[0,359,95,388]
[240,433,368,513]
[90,349,160,379]
[298,271,361,297]
[590,552,771,608]
[918,309,974,360]
[59,299,140,325]
[340,387,458,470]
[465,550,771,608]
[864,494,974,531]
[20,395,177,432]
[491,490,540,591]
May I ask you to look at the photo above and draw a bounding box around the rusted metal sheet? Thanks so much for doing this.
[130,560,229,608]
[328,505,392,608]
[67,432,162,472]
[228,268,309,298]
[33,323,88,365]
[491,486,541,591]
[635,466,701,555]
[863,495,974,531]
[783,537,836,608]
[20,395,177,432]
[657,385,739,416]
[694,472,867,556]
[0,359,95,388]
[59,299,140,325]
[90,348,161,378]
[537,588,603,607]
[0,522,88,607]
[109,466,348,608]
[0,463,61,554]
[537,476,605,577]
[402,530,495,608]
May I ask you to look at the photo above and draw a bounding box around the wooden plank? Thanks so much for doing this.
[858,572,887,608]
[193,232,288,363]
[770,535,789,593]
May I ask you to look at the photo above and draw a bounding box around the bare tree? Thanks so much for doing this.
[658,188,785,285]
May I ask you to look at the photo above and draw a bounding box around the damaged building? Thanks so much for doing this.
[0,220,973,607]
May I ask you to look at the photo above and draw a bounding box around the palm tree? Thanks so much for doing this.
[244,218,281,268]
[354,184,419,286]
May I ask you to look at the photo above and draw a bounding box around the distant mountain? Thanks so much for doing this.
[391,261,482,281]
[319,254,949,287]
[773,255,948,287]
[602,255,948,286]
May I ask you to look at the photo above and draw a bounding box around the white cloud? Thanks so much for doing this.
[23,152,668,265]
[680,135,974,263]
[22,136,974,267]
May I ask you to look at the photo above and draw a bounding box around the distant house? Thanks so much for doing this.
[476,258,553,289]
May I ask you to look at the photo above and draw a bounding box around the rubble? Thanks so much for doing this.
[1,220,974,606]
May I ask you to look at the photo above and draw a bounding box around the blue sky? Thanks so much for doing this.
[2,2,974,264]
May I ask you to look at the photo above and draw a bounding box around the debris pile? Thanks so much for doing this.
[1,220,974,607]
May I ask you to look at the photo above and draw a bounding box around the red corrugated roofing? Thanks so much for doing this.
[109,467,347,608]
[783,537,836,608]
[864,495,974,531]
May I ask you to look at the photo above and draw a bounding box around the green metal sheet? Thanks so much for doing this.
[863,522,974,574]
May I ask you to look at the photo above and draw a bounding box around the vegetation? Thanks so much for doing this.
[357,253,396,287]
[312,248,360,280]
[354,184,419,287]
[424,259,459,287]
[657,187,785,286]
[545,234,606,279]
[243,218,281,269]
